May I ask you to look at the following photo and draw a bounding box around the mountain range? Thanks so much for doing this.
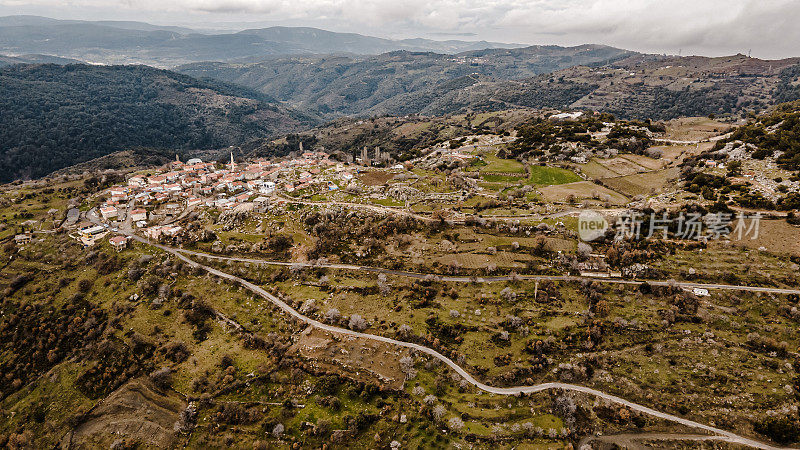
[0,15,522,67]
[0,53,82,67]
[2,15,800,181]
[176,44,636,117]
[0,64,315,182]
[178,52,800,120]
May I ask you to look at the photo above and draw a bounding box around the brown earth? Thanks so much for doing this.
[289,327,410,390]
[68,378,186,449]
[359,171,396,186]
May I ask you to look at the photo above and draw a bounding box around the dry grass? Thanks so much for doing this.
[728,218,800,256]
[601,167,680,198]
[359,171,395,186]
[538,181,629,205]
[620,154,664,171]
[662,117,733,141]
[595,157,651,176]
[577,159,622,179]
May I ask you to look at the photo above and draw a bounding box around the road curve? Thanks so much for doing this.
[652,132,733,145]
[274,195,598,225]
[175,248,800,295]
[131,237,783,449]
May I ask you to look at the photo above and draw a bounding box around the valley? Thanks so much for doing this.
[2,10,800,450]
[3,108,800,448]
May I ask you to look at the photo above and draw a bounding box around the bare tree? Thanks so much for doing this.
[348,314,367,331]
[448,417,464,432]
[299,299,316,314]
[577,242,593,260]
[397,324,413,339]
[324,308,340,323]
[149,367,173,389]
[432,404,446,422]
[377,273,391,296]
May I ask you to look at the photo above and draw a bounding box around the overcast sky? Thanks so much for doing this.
[1,0,798,58]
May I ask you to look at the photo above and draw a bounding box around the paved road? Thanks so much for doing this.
[276,195,448,223]
[275,195,606,225]
[577,432,741,448]
[175,248,800,295]
[652,132,733,145]
[88,205,785,450]
[118,235,783,449]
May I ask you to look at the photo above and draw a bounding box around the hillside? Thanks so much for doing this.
[0,15,521,67]
[181,52,800,120]
[0,53,82,67]
[720,100,800,173]
[420,54,800,119]
[0,64,316,182]
[177,45,635,117]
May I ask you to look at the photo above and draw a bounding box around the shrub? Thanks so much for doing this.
[149,367,173,390]
[348,314,368,331]
[754,415,800,445]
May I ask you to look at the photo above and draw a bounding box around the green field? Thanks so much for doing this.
[477,153,526,174]
[481,174,525,183]
[526,165,582,186]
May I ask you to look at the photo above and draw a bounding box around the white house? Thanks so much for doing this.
[14,234,32,246]
[260,181,276,194]
[550,111,584,121]
[109,187,128,198]
[109,235,128,252]
[99,206,118,220]
[130,209,147,222]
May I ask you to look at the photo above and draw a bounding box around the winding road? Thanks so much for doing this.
[84,206,794,448]
[175,248,800,295]
[652,132,734,145]
[125,236,785,449]
[275,194,609,225]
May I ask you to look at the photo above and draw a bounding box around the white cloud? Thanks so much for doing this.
[1,0,798,58]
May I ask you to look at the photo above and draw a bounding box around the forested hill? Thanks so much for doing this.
[0,64,317,182]
[180,52,800,120]
[176,45,635,118]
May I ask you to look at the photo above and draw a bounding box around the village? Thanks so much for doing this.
[75,147,354,246]
[4,112,800,450]
[74,133,521,249]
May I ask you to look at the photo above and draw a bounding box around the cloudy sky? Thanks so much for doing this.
[1,0,798,58]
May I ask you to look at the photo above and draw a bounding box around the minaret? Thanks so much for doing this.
[230,152,235,171]
[361,146,370,165]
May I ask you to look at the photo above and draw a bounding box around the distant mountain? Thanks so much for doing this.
[0,53,82,67]
[0,15,195,33]
[420,54,800,120]
[0,64,317,182]
[0,15,522,67]
[236,26,521,55]
[177,44,636,117]
[180,51,800,120]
